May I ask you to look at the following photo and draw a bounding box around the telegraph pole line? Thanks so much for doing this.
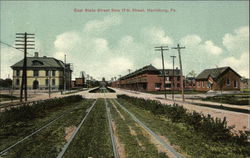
[15,32,35,102]
[170,55,176,102]
[64,54,66,92]
[172,44,185,102]
[49,70,51,98]
[155,46,169,99]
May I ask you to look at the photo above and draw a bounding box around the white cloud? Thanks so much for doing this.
[223,26,249,51]
[83,15,121,34]
[219,52,249,77]
[151,58,173,69]
[202,40,223,55]
[142,27,173,45]
[0,46,23,78]
[54,31,81,51]
[180,34,202,47]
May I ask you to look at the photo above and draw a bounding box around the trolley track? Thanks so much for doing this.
[0,99,96,157]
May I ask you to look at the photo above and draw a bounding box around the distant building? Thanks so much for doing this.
[185,77,196,91]
[11,52,72,90]
[195,66,241,92]
[111,65,184,92]
[240,78,250,90]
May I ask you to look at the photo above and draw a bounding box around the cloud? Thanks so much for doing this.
[54,31,81,51]
[202,40,223,55]
[219,52,249,77]
[180,34,202,47]
[0,46,23,78]
[151,58,173,69]
[223,26,249,52]
[142,27,173,45]
[180,35,222,55]
[83,15,122,34]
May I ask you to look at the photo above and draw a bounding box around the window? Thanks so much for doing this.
[202,81,204,88]
[166,83,171,88]
[16,70,20,77]
[177,83,180,87]
[52,70,56,77]
[169,77,172,81]
[177,77,180,81]
[52,79,55,86]
[33,70,39,77]
[234,80,238,88]
[45,79,49,86]
[46,70,49,76]
[155,83,161,89]
[226,78,230,86]
[166,77,169,81]
[16,79,20,85]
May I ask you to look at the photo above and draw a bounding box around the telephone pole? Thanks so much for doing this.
[172,44,185,102]
[64,54,66,92]
[49,70,51,98]
[155,46,169,99]
[15,32,35,102]
[170,55,176,102]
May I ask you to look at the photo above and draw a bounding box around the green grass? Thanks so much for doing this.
[147,90,206,95]
[201,93,250,105]
[117,97,250,158]
[109,99,168,158]
[63,99,113,158]
[2,100,93,158]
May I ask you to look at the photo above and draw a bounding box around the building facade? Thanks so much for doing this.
[11,52,72,90]
[195,67,241,92]
[111,65,184,92]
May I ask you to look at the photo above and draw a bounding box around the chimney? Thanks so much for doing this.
[176,67,178,70]
[34,52,39,57]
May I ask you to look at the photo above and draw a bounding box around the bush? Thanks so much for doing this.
[117,95,249,146]
[0,95,83,126]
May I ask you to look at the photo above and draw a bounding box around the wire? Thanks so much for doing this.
[0,41,33,56]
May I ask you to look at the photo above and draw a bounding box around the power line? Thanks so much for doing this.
[0,40,33,56]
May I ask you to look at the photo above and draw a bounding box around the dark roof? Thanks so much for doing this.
[120,65,159,80]
[196,66,241,80]
[11,57,66,69]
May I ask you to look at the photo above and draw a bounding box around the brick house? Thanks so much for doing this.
[111,65,184,92]
[195,66,241,92]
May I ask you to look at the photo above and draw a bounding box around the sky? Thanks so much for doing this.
[0,1,249,80]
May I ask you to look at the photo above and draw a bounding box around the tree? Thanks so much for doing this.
[0,78,12,88]
[187,70,196,77]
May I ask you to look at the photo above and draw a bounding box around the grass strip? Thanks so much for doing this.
[118,98,250,158]
[1,99,94,158]
[109,99,168,158]
[63,99,113,158]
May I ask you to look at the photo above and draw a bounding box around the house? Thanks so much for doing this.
[11,52,72,90]
[195,66,241,92]
[240,78,250,90]
[185,77,196,91]
[111,65,184,92]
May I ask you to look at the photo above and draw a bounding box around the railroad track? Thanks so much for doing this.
[112,98,183,158]
[56,99,97,158]
[103,90,120,158]
[0,99,96,156]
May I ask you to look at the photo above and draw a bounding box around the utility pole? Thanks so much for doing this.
[172,44,185,102]
[170,56,176,102]
[49,70,51,98]
[15,32,35,102]
[64,54,66,92]
[155,46,169,99]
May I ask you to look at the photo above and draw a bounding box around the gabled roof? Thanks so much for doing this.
[120,65,159,80]
[196,66,241,80]
[11,57,66,69]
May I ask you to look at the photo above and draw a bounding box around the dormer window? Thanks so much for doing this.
[32,60,44,66]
